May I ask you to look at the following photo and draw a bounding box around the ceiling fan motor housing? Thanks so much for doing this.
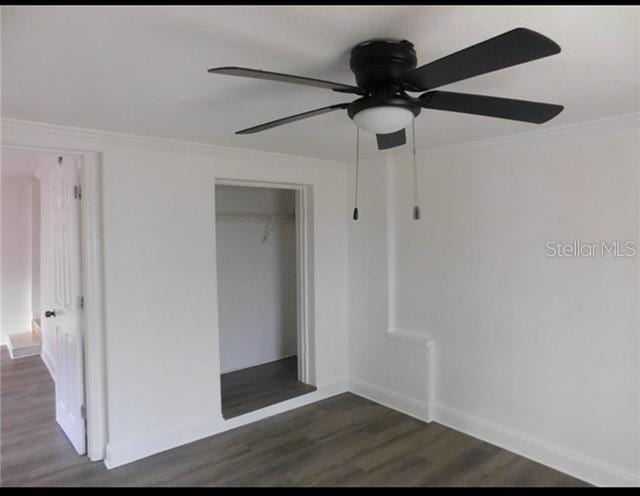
[348,39,422,123]
[349,39,417,89]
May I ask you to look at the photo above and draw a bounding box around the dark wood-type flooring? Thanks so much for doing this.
[0,347,589,487]
[221,356,316,419]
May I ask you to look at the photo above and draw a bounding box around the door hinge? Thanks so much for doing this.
[80,404,87,418]
[79,296,84,309]
[74,185,82,199]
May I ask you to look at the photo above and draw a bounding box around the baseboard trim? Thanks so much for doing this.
[40,348,55,381]
[434,403,639,487]
[104,380,348,469]
[105,414,224,470]
[349,377,430,424]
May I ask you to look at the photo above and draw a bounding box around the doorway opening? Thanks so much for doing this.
[1,145,106,462]
[215,182,315,419]
[2,149,86,453]
[2,150,42,361]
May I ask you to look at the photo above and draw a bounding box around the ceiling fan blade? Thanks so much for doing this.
[235,103,350,134]
[403,28,561,91]
[420,91,563,124]
[208,66,362,94]
[376,129,407,150]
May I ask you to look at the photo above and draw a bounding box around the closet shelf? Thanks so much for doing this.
[216,212,295,222]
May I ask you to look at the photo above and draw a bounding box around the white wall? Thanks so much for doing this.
[348,152,432,420]
[215,185,297,373]
[1,176,36,342]
[349,115,640,486]
[31,179,41,320]
[1,119,350,468]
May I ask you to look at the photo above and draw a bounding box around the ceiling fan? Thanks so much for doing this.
[208,28,564,151]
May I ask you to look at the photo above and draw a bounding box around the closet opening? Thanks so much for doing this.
[215,181,315,419]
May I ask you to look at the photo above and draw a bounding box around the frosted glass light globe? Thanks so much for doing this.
[352,106,414,134]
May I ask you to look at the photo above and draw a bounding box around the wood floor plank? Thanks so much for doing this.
[221,356,316,418]
[1,346,590,487]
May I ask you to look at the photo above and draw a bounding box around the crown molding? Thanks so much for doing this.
[1,118,346,169]
[390,112,640,160]
[5,112,638,168]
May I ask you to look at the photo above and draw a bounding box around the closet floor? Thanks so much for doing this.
[221,356,316,419]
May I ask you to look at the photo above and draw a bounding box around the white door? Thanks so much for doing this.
[43,154,86,455]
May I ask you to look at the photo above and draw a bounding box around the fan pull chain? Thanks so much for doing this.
[411,118,420,220]
[353,127,360,221]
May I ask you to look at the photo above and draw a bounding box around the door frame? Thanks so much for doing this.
[2,144,107,462]
[213,178,315,386]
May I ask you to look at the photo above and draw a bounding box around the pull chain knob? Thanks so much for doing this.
[352,127,360,221]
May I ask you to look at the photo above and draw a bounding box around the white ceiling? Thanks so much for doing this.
[2,6,638,162]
